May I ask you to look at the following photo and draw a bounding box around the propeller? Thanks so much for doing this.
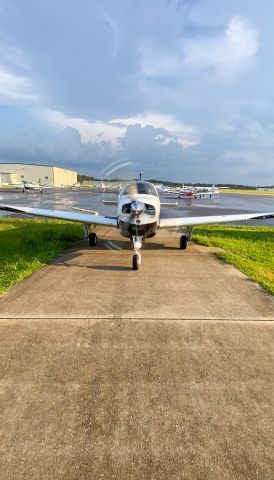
[101,159,137,204]
[130,200,146,216]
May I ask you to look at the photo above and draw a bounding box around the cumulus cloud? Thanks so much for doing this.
[0,126,113,173]
[110,113,199,149]
[183,16,259,74]
[37,108,199,151]
[38,108,126,147]
[0,115,273,184]
[0,121,193,180]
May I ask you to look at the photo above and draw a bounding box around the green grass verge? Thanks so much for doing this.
[0,218,83,295]
[193,225,274,295]
[221,189,274,195]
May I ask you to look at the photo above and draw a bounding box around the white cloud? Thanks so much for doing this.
[184,16,259,73]
[0,43,40,103]
[38,108,126,147]
[0,67,39,102]
[110,112,199,149]
[141,16,259,78]
[38,109,199,150]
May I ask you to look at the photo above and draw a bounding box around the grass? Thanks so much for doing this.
[1,218,273,298]
[221,188,274,195]
[0,218,83,295]
[193,225,274,295]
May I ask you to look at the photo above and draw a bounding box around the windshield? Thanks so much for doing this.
[121,182,158,197]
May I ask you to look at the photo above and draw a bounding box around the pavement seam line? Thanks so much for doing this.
[0,317,274,322]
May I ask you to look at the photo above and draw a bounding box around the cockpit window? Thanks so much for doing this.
[121,181,158,197]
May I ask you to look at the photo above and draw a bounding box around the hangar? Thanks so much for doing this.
[0,163,77,187]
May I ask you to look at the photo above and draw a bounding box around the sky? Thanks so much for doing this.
[0,0,274,184]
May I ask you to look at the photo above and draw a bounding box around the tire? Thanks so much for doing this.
[132,254,139,270]
[88,232,97,247]
[179,235,188,250]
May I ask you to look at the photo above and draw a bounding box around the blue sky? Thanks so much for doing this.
[0,0,273,184]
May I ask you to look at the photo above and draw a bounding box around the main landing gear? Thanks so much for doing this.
[84,224,97,247]
[132,235,143,270]
[179,226,193,250]
[179,235,188,249]
[88,232,97,247]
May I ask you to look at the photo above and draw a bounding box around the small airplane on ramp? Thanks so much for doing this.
[9,180,42,191]
[1,180,274,270]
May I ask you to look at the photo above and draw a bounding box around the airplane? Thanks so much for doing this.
[155,184,171,193]
[161,184,219,199]
[192,184,219,198]
[9,180,42,191]
[0,180,273,270]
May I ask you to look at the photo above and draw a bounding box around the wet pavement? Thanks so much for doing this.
[0,187,274,225]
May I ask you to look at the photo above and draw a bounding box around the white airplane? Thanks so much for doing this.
[1,180,273,270]
[156,184,171,193]
[9,180,41,190]
[193,184,219,198]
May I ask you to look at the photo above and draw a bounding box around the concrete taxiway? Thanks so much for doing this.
[0,227,274,479]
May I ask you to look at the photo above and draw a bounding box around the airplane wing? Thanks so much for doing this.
[159,212,274,228]
[0,204,118,227]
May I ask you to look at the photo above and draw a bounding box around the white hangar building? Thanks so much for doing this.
[0,163,77,186]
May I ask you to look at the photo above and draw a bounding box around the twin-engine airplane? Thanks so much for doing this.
[1,180,274,270]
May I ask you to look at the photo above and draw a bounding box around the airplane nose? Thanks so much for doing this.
[131,201,145,216]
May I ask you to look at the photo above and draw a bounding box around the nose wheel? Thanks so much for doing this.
[132,252,141,270]
[132,236,143,270]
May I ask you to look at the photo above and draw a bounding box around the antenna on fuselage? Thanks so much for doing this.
[139,170,143,181]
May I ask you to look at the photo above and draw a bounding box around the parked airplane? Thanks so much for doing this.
[1,180,273,270]
[9,180,41,190]
[193,184,219,198]
[161,184,219,199]
[156,184,171,193]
